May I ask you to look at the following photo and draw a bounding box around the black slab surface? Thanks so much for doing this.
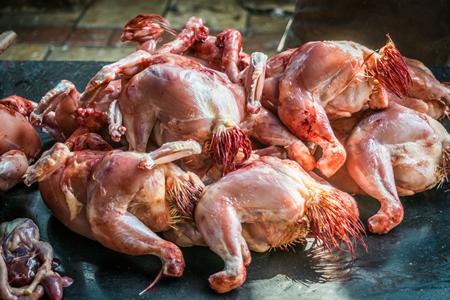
[1,60,450,300]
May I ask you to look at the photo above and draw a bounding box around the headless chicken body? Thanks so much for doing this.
[328,103,450,234]
[24,139,205,292]
[192,155,365,293]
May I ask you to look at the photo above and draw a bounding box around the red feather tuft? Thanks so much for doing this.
[367,36,411,99]
[305,189,367,257]
[207,126,252,175]
[167,173,205,219]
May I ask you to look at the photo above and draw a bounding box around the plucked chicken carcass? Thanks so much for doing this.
[23,137,205,293]
[0,218,73,300]
[122,13,281,114]
[262,38,450,178]
[79,50,315,181]
[80,14,272,176]
[196,155,365,293]
[166,154,365,293]
[262,38,413,178]
[90,15,313,176]
[0,96,41,193]
[324,103,450,234]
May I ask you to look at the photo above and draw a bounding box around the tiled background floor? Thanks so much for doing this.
[0,0,294,61]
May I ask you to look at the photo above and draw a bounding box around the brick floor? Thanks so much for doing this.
[0,1,294,61]
[66,28,115,47]
[19,27,72,45]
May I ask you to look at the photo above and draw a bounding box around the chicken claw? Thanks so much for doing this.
[23,143,71,186]
[138,140,202,170]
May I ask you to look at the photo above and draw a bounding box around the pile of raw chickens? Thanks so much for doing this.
[1,14,450,298]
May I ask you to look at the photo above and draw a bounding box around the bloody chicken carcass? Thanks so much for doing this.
[23,137,205,293]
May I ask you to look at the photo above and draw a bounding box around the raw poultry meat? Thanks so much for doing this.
[0,96,41,160]
[261,39,450,179]
[121,14,177,53]
[23,138,205,292]
[0,218,73,300]
[30,79,121,145]
[80,51,315,180]
[0,96,41,193]
[191,155,365,293]
[261,38,411,178]
[325,103,450,234]
[389,57,450,119]
[121,14,251,85]
[3,11,450,296]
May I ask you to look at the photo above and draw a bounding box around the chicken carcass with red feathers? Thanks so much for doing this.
[262,38,412,178]
[192,155,365,293]
[23,138,205,293]
[79,50,315,180]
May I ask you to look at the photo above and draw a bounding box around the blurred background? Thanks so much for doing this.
[1,0,448,65]
[0,0,295,61]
